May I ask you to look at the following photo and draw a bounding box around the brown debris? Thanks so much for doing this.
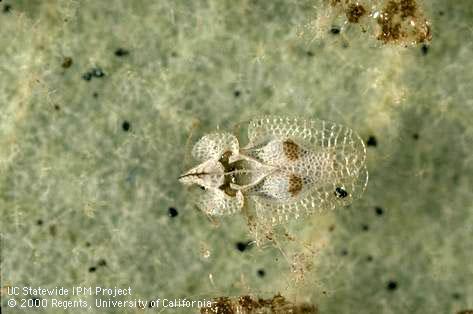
[400,0,417,18]
[325,0,431,45]
[376,0,432,44]
[200,294,318,314]
[346,3,367,23]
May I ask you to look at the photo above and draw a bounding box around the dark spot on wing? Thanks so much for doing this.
[288,175,303,197]
[283,139,300,161]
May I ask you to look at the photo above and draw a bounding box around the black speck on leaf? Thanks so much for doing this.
[122,121,131,132]
[421,44,429,55]
[114,48,129,57]
[82,72,92,81]
[387,280,398,291]
[367,136,377,147]
[3,4,11,13]
[330,27,340,34]
[375,207,384,216]
[236,241,251,252]
[257,269,266,277]
[88,266,97,273]
[168,207,178,217]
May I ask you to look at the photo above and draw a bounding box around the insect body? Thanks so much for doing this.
[179,116,368,225]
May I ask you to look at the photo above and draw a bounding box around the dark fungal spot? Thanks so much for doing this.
[98,259,107,267]
[3,4,11,13]
[366,136,377,147]
[346,3,366,23]
[362,224,369,231]
[412,133,419,140]
[62,57,73,69]
[330,27,340,34]
[82,72,92,81]
[366,255,373,262]
[306,51,314,57]
[36,219,43,226]
[257,269,266,277]
[236,241,251,252]
[168,207,178,218]
[54,104,61,111]
[122,121,131,132]
[234,90,241,97]
[114,48,129,57]
[91,68,105,78]
[386,280,398,291]
[421,44,429,55]
[88,266,97,273]
[335,187,348,198]
[375,207,384,216]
